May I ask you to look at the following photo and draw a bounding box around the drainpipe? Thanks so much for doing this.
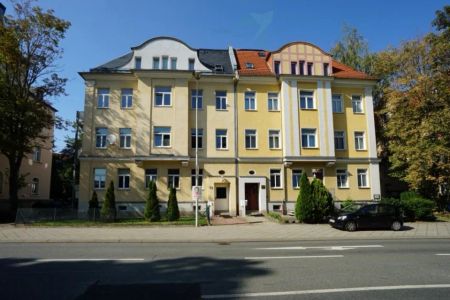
[233,71,239,216]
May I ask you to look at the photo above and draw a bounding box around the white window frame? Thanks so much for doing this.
[268,92,279,111]
[119,128,132,149]
[244,91,257,111]
[332,94,343,113]
[307,62,314,75]
[268,129,280,149]
[154,86,172,107]
[170,57,177,70]
[191,89,203,110]
[31,177,39,195]
[191,169,203,187]
[134,56,142,69]
[215,91,227,110]
[145,169,157,188]
[154,127,171,148]
[270,169,282,189]
[334,131,346,150]
[299,90,315,109]
[292,169,302,189]
[245,129,257,149]
[188,58,195,71]
[168,169,180,189]
[121,88,133,109]
[97,88,110,108]
[352,95,364,113]
[216,129,228,150]
[161,56,169,70]
[191,128,203,149]
[354,131,366,150]
[153,57,160,69]
[301,128,317,148]
[33,146,41,162]
[357,169,369,188]
[118,168,130,190]
[94,168,106,190]
[336,169,349,188]
[95,127,108,149]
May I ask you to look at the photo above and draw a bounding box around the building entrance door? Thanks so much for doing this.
[245,183,259,211]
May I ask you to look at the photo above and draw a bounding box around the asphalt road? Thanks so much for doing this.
[0,239,449,299]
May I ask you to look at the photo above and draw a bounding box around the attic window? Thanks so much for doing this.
[214,65,224,72]
[245,62,254,69]
[258,51,265,57]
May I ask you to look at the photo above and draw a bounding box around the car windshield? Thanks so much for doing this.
[340,203,361,213]
[358,205,377,215]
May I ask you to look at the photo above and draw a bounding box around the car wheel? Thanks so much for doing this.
[391,221,402,231]
[345,221,357,232]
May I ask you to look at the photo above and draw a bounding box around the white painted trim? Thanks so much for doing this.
[369,162,381,199]
[238,177,267,213]
[317,81,326,156]
[325,81,335,156]
[290,81,300,156]
[281,80,291,156]
[365,87,377,158]
[268,128,281,149]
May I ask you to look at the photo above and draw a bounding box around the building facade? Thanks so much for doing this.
[78,37,380,215]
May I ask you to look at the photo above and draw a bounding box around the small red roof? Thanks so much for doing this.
[235,50,273,76]
[331,60,375,80]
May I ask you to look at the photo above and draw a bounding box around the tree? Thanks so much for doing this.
[88,191,99,220]
[295,173,314,222]
[0,1,70,213]
[101,181,116,222]
[144,181,160,222]
[311,179,334,222]
[166,187,180,221]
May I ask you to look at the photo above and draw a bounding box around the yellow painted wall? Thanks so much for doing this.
[298,82,321,156]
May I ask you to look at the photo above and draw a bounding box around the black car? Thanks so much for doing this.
[329,204,403,231]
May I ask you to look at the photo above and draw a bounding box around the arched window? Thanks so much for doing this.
[31,178,39,195]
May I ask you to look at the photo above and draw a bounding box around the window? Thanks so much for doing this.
[292,169,302,189]
[274,61,280,75]
[145,169,157,188]
[300,91,314,109]
[94,168,106,189]
[135,57,141,69]
[97,88,109,108]
[323,63,329,76]
[170,57,177,70]
[154,127,171,147]
[357,169,369,188]
[162,56,168,70]
[299,60,305,75]
[216,129,227,149]
[118,168,130,189]
[215,91,227,110]
[245,92,256,110]
[155,86,171,106]
[245,62,254,69]
[334,131,345,150]
[31,178,39,195]
[354,131,365,150]
[191,169,203,187]
[270,169,282,188]
[191,89,203,109]
[352,95,363,113]
[33,147,41,162]
[268,93,279,111]
[119,128,131,149]
[291,62,297,74]
[152,57,160,69]
[216,187,227,199]
[301,128,317,148]
[336,169,348,188]
[307,62,313,75]
[168,169,180,189]
[269,130,280,149]
[332,94,343,113]
[188,58,195,71]
[191,128,203,149]
[245,129,257,149]
[121,88,133,108]
[95,127,108,148]
[313,169,324,180]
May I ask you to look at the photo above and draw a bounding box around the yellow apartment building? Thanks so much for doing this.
[78,37,380,216]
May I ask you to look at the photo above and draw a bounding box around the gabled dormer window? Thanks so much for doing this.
[162,56,169,70]
[135,57,142,69]
[153,57,160,69]
[189,58,195,71]
[170,57,177,70]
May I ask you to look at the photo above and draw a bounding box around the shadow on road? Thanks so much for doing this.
[0,256,271,300]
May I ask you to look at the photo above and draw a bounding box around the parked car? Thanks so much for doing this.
[329,204,403,231]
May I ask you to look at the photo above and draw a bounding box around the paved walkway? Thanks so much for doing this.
[0,218,449,243]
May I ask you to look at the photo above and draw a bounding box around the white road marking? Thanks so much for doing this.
[244,255,343,260]
[202,284,450,299]
[436,254,450,256]
[255,245,384,251]
[15,258,145,266]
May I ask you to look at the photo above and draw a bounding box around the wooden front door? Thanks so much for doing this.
[245,183,259,211]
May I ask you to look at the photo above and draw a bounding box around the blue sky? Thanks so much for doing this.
[5,0,447,150]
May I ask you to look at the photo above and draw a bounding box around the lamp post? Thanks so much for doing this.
[194,72,201,227]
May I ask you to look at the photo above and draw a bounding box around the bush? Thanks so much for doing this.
[381,193,435,221]
[311,179,334,222]
[166,187,180,221]
[144,181,160,222]
[88,191,100,220]
[295,173,314,223]
[101,181,116,222]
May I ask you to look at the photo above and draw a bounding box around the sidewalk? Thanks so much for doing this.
[0,219,449,243]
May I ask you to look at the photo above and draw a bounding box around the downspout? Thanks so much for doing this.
[233,72,239,216]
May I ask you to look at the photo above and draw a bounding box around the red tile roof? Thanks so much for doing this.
[235,50,273,76]
[331,60,376,80]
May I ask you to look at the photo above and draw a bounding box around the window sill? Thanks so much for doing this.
[96,107,109,109]
[119,148,132,150]
[154,146,172,149]
[333,111,345,114]
[358,186,370,189]
[120,107,133,110]
[244,109,258,112]
[245,148,258,150]
[353,112,365,115]
[355,149,367,152]
[271,187,283,190]
[300,108,317,111]
[216,109,228,111]
[337,187,350,189]
[269,148,282,150]
[216,149,229,151]
[118,188,131,191]
[154,105,172,108]
[268,110,280,112]
[302,147,319,149]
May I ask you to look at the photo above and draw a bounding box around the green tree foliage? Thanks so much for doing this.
[0,1,70,212]
[166,187,180,221]
[101,181,116,222]
[376,6,450,208]
[311,179,334,222]
[144,181,160,222]
[295,173,314,222]
[88,191,99,220]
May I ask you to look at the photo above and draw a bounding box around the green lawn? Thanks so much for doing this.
[31,216,208,227]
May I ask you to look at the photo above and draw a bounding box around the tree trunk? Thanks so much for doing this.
[7,154,23,215]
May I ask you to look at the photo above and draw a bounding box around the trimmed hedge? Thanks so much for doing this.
[381,192,435,221]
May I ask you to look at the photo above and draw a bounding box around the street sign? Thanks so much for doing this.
[192,186,202,201]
